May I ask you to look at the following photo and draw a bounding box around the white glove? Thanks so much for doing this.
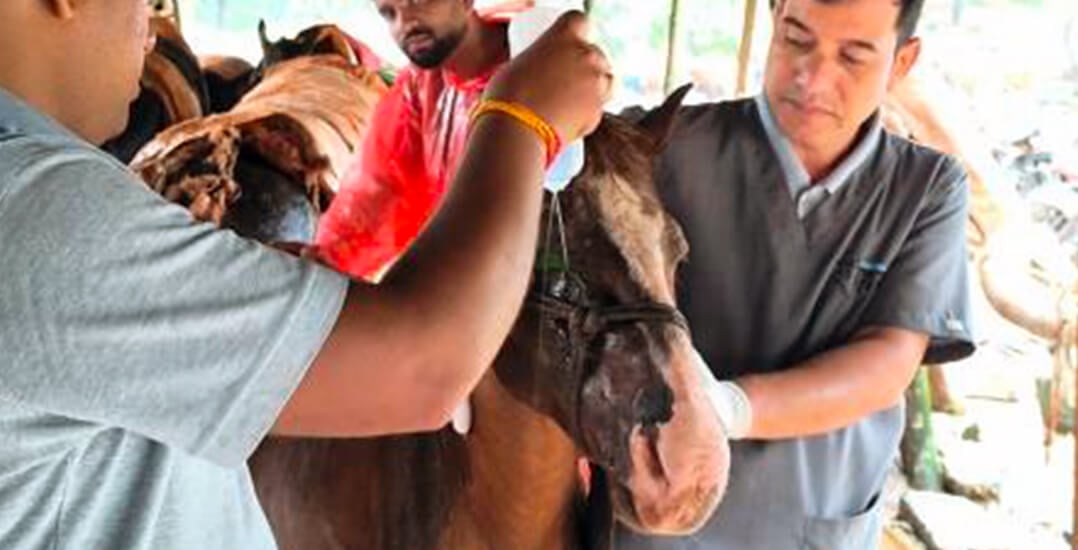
[450,398,472,436]
[690,348,753,440]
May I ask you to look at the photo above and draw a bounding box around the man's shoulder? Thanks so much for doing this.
[879,131,968,198]
[661,97,762,148]
[1,130,128,175]
[381,65,427,99]
[681,96,757,118]
[0,131,126,189]
[0,131,155,235]
[0,127,113,160]
[881,129,958,167]
[393,65,448,91]
[676,97,756,127]
[378,65,448,114]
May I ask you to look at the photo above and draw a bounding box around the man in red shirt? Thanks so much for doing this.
[317,0,512,278]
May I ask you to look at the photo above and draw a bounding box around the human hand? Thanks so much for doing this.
[484,11,612,144]
[690,348,753,440]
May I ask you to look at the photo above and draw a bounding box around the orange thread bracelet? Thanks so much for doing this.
[470,99,562,166]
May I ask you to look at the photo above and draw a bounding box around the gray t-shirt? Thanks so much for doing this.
[616,99,974,549]
[0,89,348,549]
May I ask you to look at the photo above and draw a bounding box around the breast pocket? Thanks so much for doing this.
[830,255,889,299]
[811,254,892,344]
[800,491,884,550]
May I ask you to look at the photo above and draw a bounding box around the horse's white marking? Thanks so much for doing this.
[591,173,675,304]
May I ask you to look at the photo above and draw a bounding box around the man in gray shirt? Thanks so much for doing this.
[0,2,612,549]
[617,0,974,548]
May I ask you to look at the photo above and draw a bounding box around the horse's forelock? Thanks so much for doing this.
[582,116,657,196]
[581,116,681,303]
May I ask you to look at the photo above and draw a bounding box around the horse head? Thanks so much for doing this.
[493,85,729,536]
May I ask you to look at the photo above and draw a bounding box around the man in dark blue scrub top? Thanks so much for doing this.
[617,0,974,548]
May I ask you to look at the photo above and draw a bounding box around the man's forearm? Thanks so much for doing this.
[277,115,546,437]
[278,12,610,437]
[379,115,547,405]
[735,327,928,440]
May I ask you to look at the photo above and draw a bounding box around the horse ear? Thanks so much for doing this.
[258,20,274,58]
[637,83,693,151]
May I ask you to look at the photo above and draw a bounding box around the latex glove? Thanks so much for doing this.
[690,347,753,440]
[451,398,472,436]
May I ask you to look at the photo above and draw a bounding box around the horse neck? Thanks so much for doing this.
[442,369,582,550]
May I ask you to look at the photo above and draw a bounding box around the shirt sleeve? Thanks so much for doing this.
[861,155,975,364]
[0,136,348,467]
[314,69,434,279]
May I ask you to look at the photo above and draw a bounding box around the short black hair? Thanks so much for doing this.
[769,0,924,44]
[893,0,924,43]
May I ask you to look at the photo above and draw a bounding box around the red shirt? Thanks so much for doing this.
[315,55,505,279]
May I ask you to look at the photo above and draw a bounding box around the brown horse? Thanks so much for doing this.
[107,21,378,163]
[133,54,727,545]
[246,85,726,550]
[131,52,386,240]
[198,21,377,115]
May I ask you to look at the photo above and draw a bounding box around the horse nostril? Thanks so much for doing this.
[633,384,674,427]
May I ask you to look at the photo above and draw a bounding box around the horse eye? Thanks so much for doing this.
[554,319,570,339]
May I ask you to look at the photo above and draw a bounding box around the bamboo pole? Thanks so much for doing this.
[901,367,942,491]
[735,0,759,96]
[662,0,683,96]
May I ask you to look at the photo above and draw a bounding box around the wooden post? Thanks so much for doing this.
[662,0,683,96]
[735,0,759,96]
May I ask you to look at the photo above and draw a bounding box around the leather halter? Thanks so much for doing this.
[526,192,689,443]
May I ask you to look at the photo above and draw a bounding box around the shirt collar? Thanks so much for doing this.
[442,61,502,93]
[754,93,882,197]
[0,86,77,140]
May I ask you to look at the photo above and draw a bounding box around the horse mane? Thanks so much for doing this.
[579,114,688,296]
